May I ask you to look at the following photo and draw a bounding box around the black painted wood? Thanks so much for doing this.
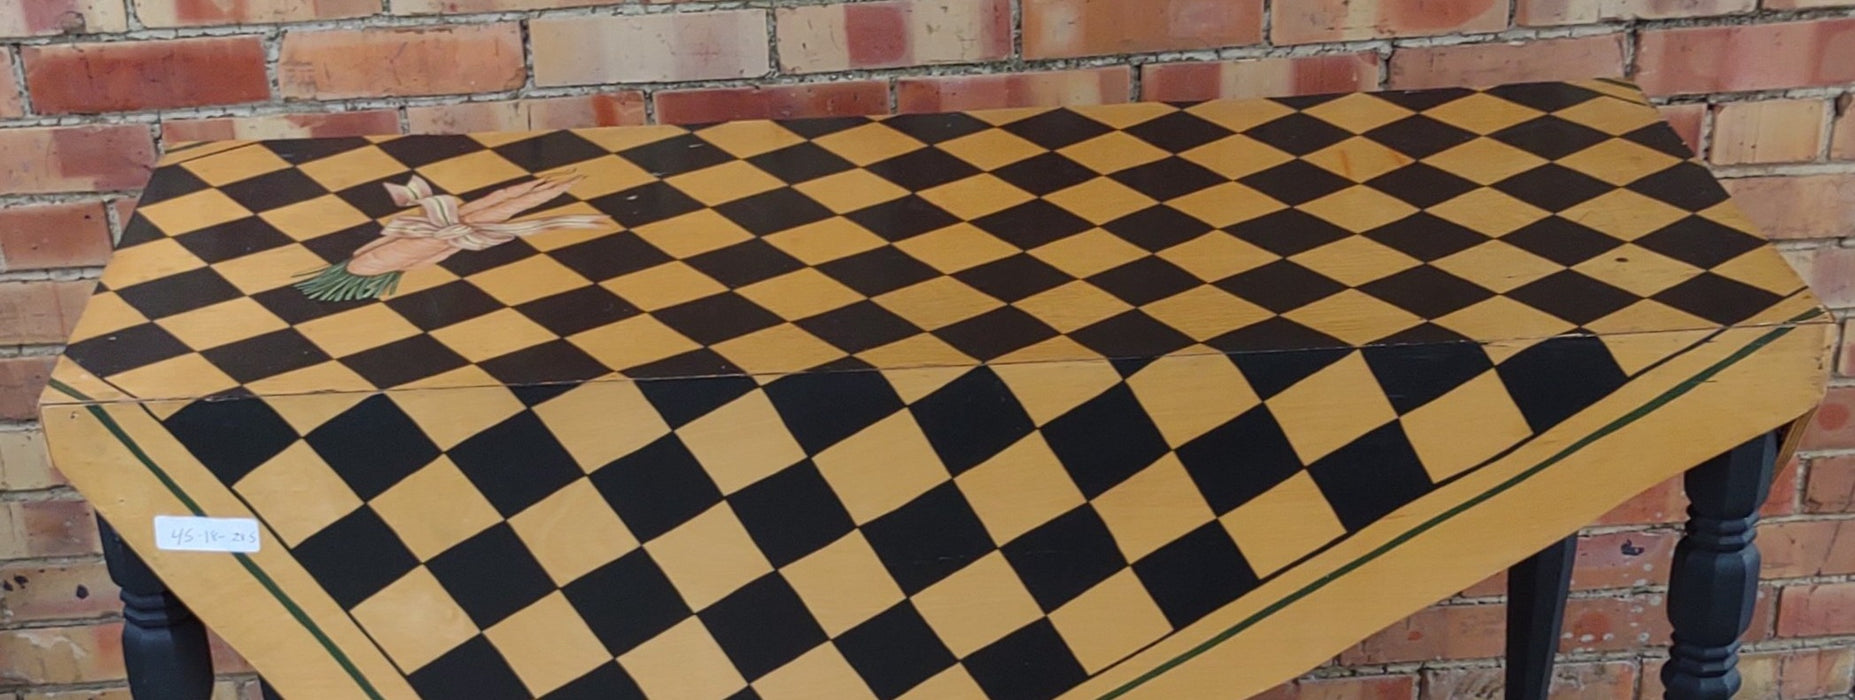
[97,516,215,700]
[1661,432,1780,700]
[259,680,283,700]
[1506,535,1577,700]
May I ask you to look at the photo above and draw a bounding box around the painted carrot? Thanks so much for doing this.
[295,174,609,302]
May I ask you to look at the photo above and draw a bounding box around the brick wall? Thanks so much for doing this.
[1,0,1853,697]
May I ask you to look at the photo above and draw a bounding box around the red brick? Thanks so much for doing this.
[1387,35,1626,90]
[1768,456,1802,519]
[0,49,20,118]
[1254,674,1415,699]
[1422,660,1636,699]
[1340,603,1504,664]
[1778,581,1855,637]
[162,110,401,143]
[777,0,1010,72]
[1272,0,1506,44]
[1763,519,1855,578]
[535,11,769,86]
[1518,0,1751,26]
[1765,0,1855,8]
[0,280,93,345]
[898,68,1130,113]
[24,37,267,114]
[0,499,100,559]
[0,125,157,195]
[0,560,118,624]
[280,24,523,99]
[1802,386,1855,451]
[1572,530,1678,590]
[1806,454,1855,514]
[0,622,124,686]
[1596,476,1685,526]
[0,201,113,271]
[658,82,889,125]
[1724,175,1855,241]
[394,0,607,10]
[0,429,64,491]
[134,0,377,26]
[1739,648,1855,699]
[0,356,56,421]
[1833,96,1854,161]
[1635,19,1855,96]
[1142,54,1379,102]
[208,630,252,674]
[1560,593,1673,653]
[1022,0,1263,59]
[1657,103,1706,157]
[407,94,647,135]
[0,0,128,37]
[1710,99,1828,165]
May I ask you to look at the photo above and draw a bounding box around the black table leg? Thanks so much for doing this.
[1505,535,1576,700]
[1661,432,1779,699]
[259,679,284,699]
[97,516,215,700]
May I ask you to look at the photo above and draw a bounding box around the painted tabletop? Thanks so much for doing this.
[40,79,1832,700]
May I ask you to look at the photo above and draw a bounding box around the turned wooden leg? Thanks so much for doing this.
[1505,535,1576,700]
[1661,432,1779,699]
[259,680,283,699]
[98,516,215,700]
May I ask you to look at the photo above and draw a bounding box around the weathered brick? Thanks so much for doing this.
[1724,175,1855,241]
[1387,35,1626,90]
[0,623,123,687]
[1341,603,1504,664]
[1710,99,1827,165]
[1596,476,1685,526]
[1769,456,1803,519]
[0,201,113,272]
[162,110,401,143]
[393,0,604,12]
[1273,0,1507,45]
[134,0,377,26]
[1636,19,1855,96]
[1142,54,1378,102]
[407,94,647,135]
[1778,582,1855,637]
[1022,0,1263,59]
[0,356,56,422]
[1657,103,1706,157]
[1763,519,1855,578]
[1802,385,1855,451]
[1422,660,1636,699]
[1255,674,1415,699]
[1561,594,1674,653]
[0,281,93,345]
[280,24,523,99]
[0,430,63,491]
[1739,648,1855,699]
[777,0,1009,73]
[659,82,889,125]
[0,125,154,194]
[535,11,768,86]
[0,559,118,624]
[24,37,268,114]
[899,68,1129,113]
[1572,530,1677,589]
[1833,96,1854,161]
[0,499,99,560]
[0,0,128,38]
[1518,0,1751,26]
[1806,454,1855,514]
[1765,0,1855,8]
[20,684,250,700]
[0,50,21,119]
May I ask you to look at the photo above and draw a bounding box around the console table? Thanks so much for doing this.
[39,79,1829,699]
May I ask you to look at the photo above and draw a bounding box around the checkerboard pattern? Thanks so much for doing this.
[54,79,1813,699]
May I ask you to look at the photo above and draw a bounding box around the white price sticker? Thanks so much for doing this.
[154,515,261,553]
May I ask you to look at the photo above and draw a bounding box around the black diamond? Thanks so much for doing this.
[591,435,723,540]
[1177,407,1304,512]
[993,153,1104,196]
[714,188,835,237]
[1490,117,1611,160]
[163,398,298,487]
[795,301,920,353]
[335,176,415,220]
[479,338,609,389]
[1507,271,1639,325]
[200,329,332,383]
[910,367,1035,475]
[973,200,1095,249]
[339,335,470,389]
[867,147,984,191]
[1627,163,1730,215]
[1001,109,1114,150]
[63,323,190,377]
[1623,123,1696,159]
[654,294,782,346]
[1363,115,1478,159]
[408,637,528,700]
[565,551,693,655]
[173,217,294,264]
[1361,339,1493,413]
[1103,205,1214,252]
[1373,87,1475,112]
[1238,160,1352,206]
[305,395,440,499]
[688,240,807,288]
[1502,216,1626,265]
[934,306,1059,360]
[1493,164,1613,212]
[302,222,386,264]
[1486,82,1603,113]
[250,285,369,326]
[1001,506,1127,610]
[618,133,734,177]
[953,254,1071,302]
[1271,93,1346,110]
[492,131,610,172]
[1496,335,1627,433]
[292,508,417,608]
[1088,257,1201,306]
[1226,209,1352,256]
[818,246,940,296]
[1636,216,1764,269]
[1070,310,1196,358]
[264,137,377,165]
[881,112,992,144]
[1358,265,1496,319]
[383,281,503,331]
[836,603,956,700]
[551,232,674,283]
[116,268,241,319]
[862,484,996,593]
[1209,315,1347,352]
[963,620,1088,700]
[427,524,557,627]
[449,412,585,516]
[436,238,541,277]
[701,575,828,680]
[779,116,873,139]
[1307,423,1433,531]
[1363,213,1488,262]
[1245,113,1353,156]
[1215,260,1345,313]
[116,213,164,248]
[1043,385,1170,497]
[1652,273,1784,326]
[846,195,961,242]
[1365,163,1480,208]
[764,370,905,454]
[1133,523,1260,627]
[1111,157,1229,201]
[747,142,856,184]
[1215,323,1350,398]
[1123,111,1236,152]
[546,663,647,700]
[730,462,856,567]
[375,135,482,168]
[624,348,746,379]
[136,166,211,206]
[588,182,706,228]
[517,286,640,337]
